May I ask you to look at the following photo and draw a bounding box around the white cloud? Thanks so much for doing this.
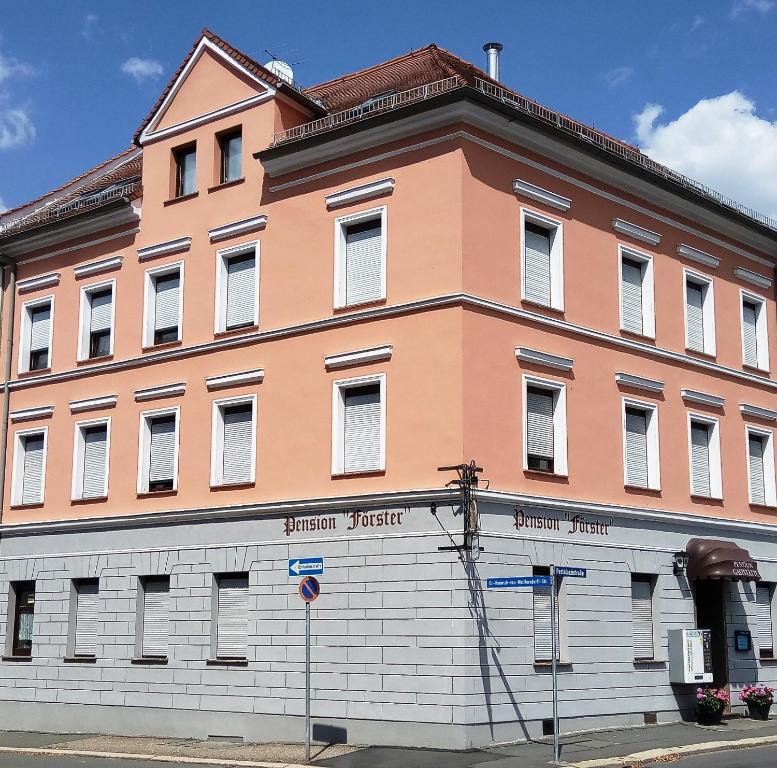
[731,0,774,16]
[82,13,100,42]
[690,14,706,32]
[604,66,634,88]
[121,57,163,83]
[634,92,777,218]
[0,107,35,149]
[0,52,34,85]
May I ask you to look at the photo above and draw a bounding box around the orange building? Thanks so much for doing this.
[0,30,775,747]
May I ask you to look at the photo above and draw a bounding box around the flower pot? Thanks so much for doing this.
[697,707,724,726]
[747,702,772,721]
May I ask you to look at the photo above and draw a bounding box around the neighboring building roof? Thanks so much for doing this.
[132,28,325,146]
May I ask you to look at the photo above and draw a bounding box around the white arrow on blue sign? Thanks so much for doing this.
[487,576,551,589]
[289,557,324,577]
[555,567,587,578]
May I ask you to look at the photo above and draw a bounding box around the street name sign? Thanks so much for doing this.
[487,576,551,588]
[555,567,587,578]
[289,557,324,577]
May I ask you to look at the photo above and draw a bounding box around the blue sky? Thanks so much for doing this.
[2,0,777,216]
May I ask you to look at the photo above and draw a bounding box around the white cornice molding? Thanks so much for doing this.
[69,395,118,413]
[16,273,60,293]
[324,345,393,370]
[205,369,265,390]
[677,244,720,269]
[734,267,772,290]
[325,178,395,209]
[740,403,777,422]
[17,228,139,267]
[615,372,664,393]
[10,405,54,423]
[208,214,268,243]
[681,389,725,409]
[515,346,573,372]
[137,237,192,261]
[73,255,123,279]
[612,218,661,246]
[134,382,187,402]
[512,179,571,212]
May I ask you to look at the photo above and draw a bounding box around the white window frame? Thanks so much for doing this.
[210,394,257,486]
[77,278,116,361]
[18,295,55,374]
[756,582,776,660]
[686,413,722,499]
[740,290,770,371]
[521,374,568,476]
[142,261,185,348]
[746,425,777,507]
[333,205,388,309]
[631,573,661,662]
[618,245,655,338]
[71,417,111,501]
[331,372,386,475]
[683,269,716,356]
[214,241,260,334]
[520,208,564,311]
[621,398,661,490]
[10,426,48,506]
[136,406,181,494]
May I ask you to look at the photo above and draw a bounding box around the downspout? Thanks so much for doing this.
[0,254,17,524]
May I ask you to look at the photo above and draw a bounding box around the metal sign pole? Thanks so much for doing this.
[550,564,560,764]
[305,600,311,763]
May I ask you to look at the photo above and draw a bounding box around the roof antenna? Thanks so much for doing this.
[263,47,304,85]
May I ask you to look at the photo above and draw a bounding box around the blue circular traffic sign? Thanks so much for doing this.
[299,576,320,603]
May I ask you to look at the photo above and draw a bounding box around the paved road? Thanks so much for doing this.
[0,756,219,768]
[677,744,777,767]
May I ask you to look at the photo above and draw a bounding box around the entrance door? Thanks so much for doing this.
[694,580,728,689]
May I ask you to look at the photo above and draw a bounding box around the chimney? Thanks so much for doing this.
[482,42,503,81]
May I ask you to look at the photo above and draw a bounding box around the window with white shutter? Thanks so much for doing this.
[533,567,559,662]
[12,430,46,506]
[79,281,114,361]
[521,210,564,310]
[141,577,170,658]
[215,574,248,659]
[690,421,711,497]
[20,299,53,373]
[523,377,567,476]
[685,282,704,352]
[73,579,99,657]
[631,575,655,660]
[623,401,659,490]
[148,267,181,346]
[756,583,774,659]
[138,409,179,494]
[749,431,767,505]
[332,375,386,475]
[215,244,259,333]
[211,397,256,486]
[73,421,109,500]
[619,247,654,337]
[742,293,769,371]
[334,207,387,308]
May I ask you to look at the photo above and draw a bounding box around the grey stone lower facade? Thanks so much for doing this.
[0,495,775,749]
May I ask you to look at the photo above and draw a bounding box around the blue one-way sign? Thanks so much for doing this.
[289,557,324,577]
[487,576,551,589]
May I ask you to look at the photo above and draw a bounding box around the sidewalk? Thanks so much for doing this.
[0,717,776,768]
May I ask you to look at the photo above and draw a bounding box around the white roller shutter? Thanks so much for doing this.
[142,578,170,657]
[686,282,704,352]
[154,272,180,333]
[29,304,51,353]
[82,425,108,499]
[216,575,248,658]
[222,404,253,484]
[631,576,654,660]
[621,258,644,334]
[225,254,256,329]
[625,408,649,488]
[749,433,766,505]
[743,301,759,367]
[148,416,176,486]
[89,289,112,333]
[74,580,99,656]
[526,387,554,460]
[533,577,558,662]
[343,385,381,473]
[345,221,382,306]
[690,422,711,497]
[756,584,774,655]
[524,223,551,306]
[21,433,44,505]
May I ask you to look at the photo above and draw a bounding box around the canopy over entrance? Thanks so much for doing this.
[686,538,761,581]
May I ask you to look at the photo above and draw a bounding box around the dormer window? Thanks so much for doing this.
[173,144,196,197]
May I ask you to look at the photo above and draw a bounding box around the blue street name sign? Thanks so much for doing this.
[289,557,324,577]
[487,576,551,589]
[555,567,587,578]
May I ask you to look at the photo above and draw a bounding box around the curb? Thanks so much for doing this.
[566,732,777,767]
[0,745,311,768]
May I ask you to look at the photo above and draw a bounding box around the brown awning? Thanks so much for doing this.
[686,538,761,581]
